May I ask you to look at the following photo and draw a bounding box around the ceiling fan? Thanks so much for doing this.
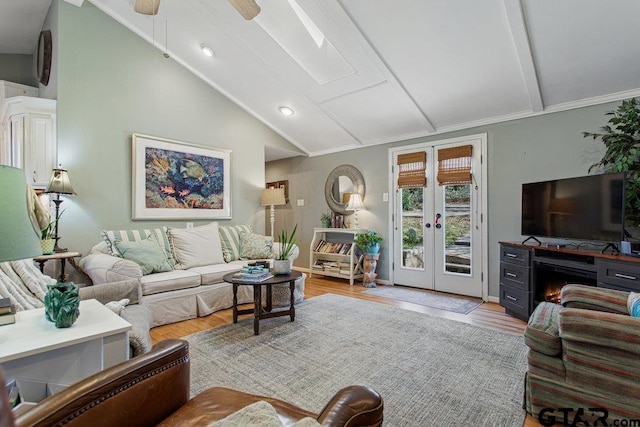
[133,0,261,20]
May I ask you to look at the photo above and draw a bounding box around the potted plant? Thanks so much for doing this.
[40,220,56,255]
[320,212,332,228]
[354,231,383,254]
[583,98,640,231]
[273,224,297,275]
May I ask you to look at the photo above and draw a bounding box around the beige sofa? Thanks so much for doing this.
[79,223,305,327]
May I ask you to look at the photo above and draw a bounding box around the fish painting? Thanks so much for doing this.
[160,186,175,195]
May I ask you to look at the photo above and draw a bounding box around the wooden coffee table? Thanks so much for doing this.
[223,270,302,335]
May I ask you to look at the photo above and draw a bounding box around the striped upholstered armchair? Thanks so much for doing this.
[524,284,640,424]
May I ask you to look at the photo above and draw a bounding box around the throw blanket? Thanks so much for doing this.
[0,260,56,311]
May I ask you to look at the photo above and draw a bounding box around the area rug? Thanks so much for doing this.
[363,285,483,314]
[187,294,527,426]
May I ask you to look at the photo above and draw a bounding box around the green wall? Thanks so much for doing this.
[54,1,299,257]
[267,103,611,297]
[0,55,37,86]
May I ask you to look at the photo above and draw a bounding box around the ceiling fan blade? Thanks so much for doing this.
[228,0,261,20]
[134,0,160,16]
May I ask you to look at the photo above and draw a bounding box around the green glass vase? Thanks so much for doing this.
[44,282,80,328]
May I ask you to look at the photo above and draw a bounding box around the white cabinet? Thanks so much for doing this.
[0,96,56,188]
[0,80,38,102]
[309,228,366,285]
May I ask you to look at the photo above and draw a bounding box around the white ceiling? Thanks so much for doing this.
[3,0,640,161]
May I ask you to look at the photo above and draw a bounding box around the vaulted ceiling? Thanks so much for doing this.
[3,1,640,161]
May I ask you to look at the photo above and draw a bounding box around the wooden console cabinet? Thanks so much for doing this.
[499,242,640,320]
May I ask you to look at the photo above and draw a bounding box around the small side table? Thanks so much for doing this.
[223,271,301,335]
[33,251,82,282]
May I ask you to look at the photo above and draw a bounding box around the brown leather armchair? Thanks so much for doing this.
[1,339,383,427]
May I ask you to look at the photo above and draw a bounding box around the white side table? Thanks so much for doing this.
[0,299,131,397]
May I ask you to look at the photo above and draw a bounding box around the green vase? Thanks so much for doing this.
[44,282,80,328]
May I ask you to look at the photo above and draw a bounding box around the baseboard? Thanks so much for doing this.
[295,267,391,286]
[487,296,499,304]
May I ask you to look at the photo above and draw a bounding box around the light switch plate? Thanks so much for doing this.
[382,193,389,202]
[297,199,305,207]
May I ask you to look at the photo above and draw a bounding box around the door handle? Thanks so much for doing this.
[435,213,442,229]
[425,223,431,228]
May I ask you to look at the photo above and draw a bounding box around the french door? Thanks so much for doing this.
[391,135,486,298]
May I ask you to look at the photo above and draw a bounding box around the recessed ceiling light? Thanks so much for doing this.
[279,106,295,117]
[201,44,214,57]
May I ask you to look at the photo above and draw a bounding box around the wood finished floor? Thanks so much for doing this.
[150,275,541,427]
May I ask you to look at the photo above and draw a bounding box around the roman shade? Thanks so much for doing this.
[397,151,427,188]
[437,145,472,185]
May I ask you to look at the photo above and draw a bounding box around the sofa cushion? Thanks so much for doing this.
[115,236,174,275]
[140,269,201,296]
[219,225,252,262]
[240,232,274,260]
[189,263,243,285]
[169,222,225,269]
[524,302,562,356]
[101,227,175,267]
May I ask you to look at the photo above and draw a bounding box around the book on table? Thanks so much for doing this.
[232,272,274,282]
[0,297,12,315]
[0,305,16,326]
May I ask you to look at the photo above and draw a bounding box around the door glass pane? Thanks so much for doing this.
[401,188,424,268]
[444,184,471,275]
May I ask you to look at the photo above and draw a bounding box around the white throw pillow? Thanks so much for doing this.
[169,222,225,269]
[208,401,321,427]
[105,298,129,315]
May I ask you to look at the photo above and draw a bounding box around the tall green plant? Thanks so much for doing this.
[583,98,640,225]
[277,224,297,260]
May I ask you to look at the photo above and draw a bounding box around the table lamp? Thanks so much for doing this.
[261,188,286,239]
[44,167,77,253]
[346,193,365,229]
[0,165,42,262]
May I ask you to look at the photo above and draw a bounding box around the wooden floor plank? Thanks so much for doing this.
[149,275,541,426]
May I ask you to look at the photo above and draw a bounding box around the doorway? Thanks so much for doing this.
[390,134,487,298]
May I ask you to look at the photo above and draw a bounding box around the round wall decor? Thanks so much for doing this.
[37,30,52,86]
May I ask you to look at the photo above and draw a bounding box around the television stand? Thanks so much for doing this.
[499,241,640,320]
[521,236,541,246]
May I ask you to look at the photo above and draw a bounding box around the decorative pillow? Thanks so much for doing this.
[169,222,225,269]
[101,227,175,267]
[219,224,252,262]
[240,232,274,259]
[105,298,130,315]
[208,401,321,427]
[628,292,640,317]
[115,236,174,275]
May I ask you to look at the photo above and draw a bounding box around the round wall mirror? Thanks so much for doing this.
[324,165,366,214]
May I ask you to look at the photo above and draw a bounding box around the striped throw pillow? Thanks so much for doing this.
[219,225,252,262]
[101,227,175,267]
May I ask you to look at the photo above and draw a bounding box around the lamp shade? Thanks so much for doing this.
[44,168,77,195]
[346,193,365,211]
[260,188,286,206]
[0,165,42,262]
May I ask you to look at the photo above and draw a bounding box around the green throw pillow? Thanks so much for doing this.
[115,236,174,275]
[239,231,274,259]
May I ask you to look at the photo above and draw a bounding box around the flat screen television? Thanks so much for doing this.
[521,173,625,242]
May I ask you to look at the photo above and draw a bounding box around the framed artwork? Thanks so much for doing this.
[266,180,289,203]
[132,133,231,220]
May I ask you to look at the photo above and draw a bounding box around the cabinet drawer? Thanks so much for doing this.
[499,284,531,319]
[597,259,640,292]
[500,245,531,266]
[500,262,530,291]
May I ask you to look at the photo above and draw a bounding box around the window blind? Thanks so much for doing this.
[397,152,427,188]
[437,145,472,185]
